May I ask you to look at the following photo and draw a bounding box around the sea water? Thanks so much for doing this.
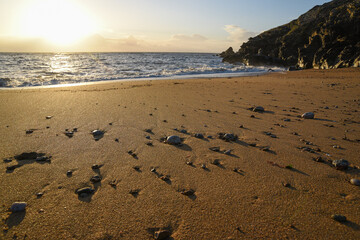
[0,52,283,88]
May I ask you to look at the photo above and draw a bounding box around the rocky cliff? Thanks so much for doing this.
[221,0,360,69]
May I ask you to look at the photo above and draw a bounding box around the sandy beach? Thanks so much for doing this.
[0,68,359,239]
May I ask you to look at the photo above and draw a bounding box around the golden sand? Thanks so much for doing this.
[0,68,359,239]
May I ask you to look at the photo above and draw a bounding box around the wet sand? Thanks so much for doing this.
[0,68,359,239]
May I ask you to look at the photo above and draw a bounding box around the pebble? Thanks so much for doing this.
[332,214,347,223]
[284,119,291,122]
[75,187,94,196]
[160,176,170,181]
[91,164,101,170]
[150,168,157,172]
[181,189,195,196]
[90,175,102,183]
[211,159,220,165]
[92,130,105,140]
[26,130,34,134]
[145,129,152,133]
[180,129,187,134]
[350,179,360,186]
[209,146,220,152]
[133,166,141,171]
[186,161,193,166]
[154,230,171,240]
[201,164,207,169]
[145,136,150,139]
[194,133,204,139]
[166,135,182,145]
[10,202,27,212]
[224,150,231,155]
[146,142,153,146]
[36,192,44,198]
[332,159,349,170]
[301,112,315,119]
[64,131,74,138]
[252,106,264,112]
[3,158,12,163]
[66,170,73,176]
[45,116,53,119]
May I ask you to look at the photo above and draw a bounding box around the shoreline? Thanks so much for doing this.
[0,70,275,90]
[1,68,359,239]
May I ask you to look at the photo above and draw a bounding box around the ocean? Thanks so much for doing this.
[0,52,283,88]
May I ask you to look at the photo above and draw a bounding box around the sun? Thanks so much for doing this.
[20,0,97,46]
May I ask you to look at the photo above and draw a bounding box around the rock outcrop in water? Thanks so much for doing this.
[221,0,360,69]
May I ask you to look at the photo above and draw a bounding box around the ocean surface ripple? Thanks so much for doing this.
[0,52,284,87]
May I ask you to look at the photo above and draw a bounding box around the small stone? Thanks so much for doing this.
[252,106,264,112]
[211,159,220,165]
[186,161,193,166]
[181,189,195,196]
[26,130,34,134]
[301,112,315,119]
[66,170,73,176]
[145,136,150,139]
[45,116,53,119]
[150,168,156,173]
[92,130,104,140]
[232,168,238,173]
[64,131,74,138]
[3,158,12,163]
[75,187,94,196]
[154,230,171,240]
[90,175,102,183]
[146,142,153,146]
[201,164,207,169]
[166,135,182,145]
[209,146,220,152]
[350,179,360,186]
[36,192,44,198]
[133,166,141,171]
[6,165,20,171]
[160,176,170,181]
[282,183,291,187]
[129,189,139,195]
[145,129,152,133]
[284,119,291,122]
[250,115,255,118]
[180,129,187,134]
[332,214,347,223]
[115,138,119,142]
[91,164,101,170]
[194,133,204,139]
[224,150,231,155]
[10,202,27,212]
[332,159,349,170]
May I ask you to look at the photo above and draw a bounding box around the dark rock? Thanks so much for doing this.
[180,129,187,134]
[181,189,195,196]
[90,175,102,183]
[221,0,360,69]
[209,147,220,152]
[15,152,39,160]
[252,106,264,112]
[64,131,74,138]
[154,230,171,240]
[332,214,347,223]
[91,164,101,170]
[45,116,53,119]
[66,170,73,176]
[10,202,27,212]
[332,159,349,170]
[218,133,238,141]
[25,130,34,134]
[165,135,182,145]
[350,179,360,186]
[3,158,12,163]
[6,165,20,171]
[194,133,204,139]
[75,187,94,196]
[302,112,315,119]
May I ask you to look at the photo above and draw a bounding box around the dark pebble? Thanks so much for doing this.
[332,214,347,223]
[154,230,171,240]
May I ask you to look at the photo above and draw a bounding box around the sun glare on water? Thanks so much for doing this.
[20,0,97,46]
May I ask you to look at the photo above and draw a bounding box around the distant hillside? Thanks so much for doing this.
[221,0,360,69]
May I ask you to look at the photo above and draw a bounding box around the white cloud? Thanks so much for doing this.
[224,25,257,46]
[171,34,207,42]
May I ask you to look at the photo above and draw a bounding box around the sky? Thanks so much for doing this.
[0,0,330,52]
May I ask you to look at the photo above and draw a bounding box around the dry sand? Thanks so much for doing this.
[0,68,359,239]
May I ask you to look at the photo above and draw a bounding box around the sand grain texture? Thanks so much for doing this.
[0,68,360,239]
